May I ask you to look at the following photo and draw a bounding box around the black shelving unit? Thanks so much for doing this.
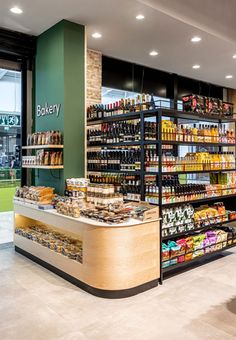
[162,218,236,240]
[163,241,236,275]
[87,105,236,283]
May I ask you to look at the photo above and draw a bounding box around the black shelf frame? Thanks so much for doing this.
[86,106,236,283]
[163,242,236,274]
[147,169,236,175]
[87,169,141,175]
[161,140,234,147]
[162,218,236,240]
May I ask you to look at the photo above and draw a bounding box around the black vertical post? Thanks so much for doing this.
[167,74,178,110]
[140,111,145,201]
[21,59,27,186]
[157,109,163,284]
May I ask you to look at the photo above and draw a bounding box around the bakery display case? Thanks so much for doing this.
[14,200,160,298]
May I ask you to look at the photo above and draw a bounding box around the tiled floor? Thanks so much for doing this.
[0,245,235,339]
[0,211,13,244]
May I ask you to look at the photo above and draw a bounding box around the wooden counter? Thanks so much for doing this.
[14,202,160,298]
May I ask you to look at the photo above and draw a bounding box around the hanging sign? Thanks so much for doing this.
[0,113,21,127]
[37,103,61,117]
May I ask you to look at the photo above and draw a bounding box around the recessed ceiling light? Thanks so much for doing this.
[191,36,201,43]
[233,55,236,59]
[92,32,102,39]
[10,7,23,14]
[149,51,158,56]
[136,14,145,20]
[192,64,200,69]
[225,75,233,79]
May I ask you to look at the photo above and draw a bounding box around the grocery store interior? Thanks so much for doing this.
[0,0,236,339]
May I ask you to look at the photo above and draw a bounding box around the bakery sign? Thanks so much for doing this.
[0,113,21,127]
[37,103,61,117]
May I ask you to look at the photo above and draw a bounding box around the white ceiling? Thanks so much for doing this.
[1,0,236,89]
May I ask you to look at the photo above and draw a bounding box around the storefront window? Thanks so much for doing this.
[0,68,21,212]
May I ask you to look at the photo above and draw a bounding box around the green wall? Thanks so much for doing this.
[35,20,85,193]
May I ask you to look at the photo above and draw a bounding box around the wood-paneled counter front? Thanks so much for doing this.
[14,202,160,298]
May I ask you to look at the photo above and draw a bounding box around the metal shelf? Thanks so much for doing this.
[161,108,236,123]
[162,140,234,147]
[22,145,64,150]
[163,243,236,274]
[87,110,143,125]
[86,105,236,282]
[87,107,236,125]
[87,169,141,175]
[22,165,64,169]
[146,169,236,175]
[87,141,141,148]
[162,219,236,240]
[162,193,236,207]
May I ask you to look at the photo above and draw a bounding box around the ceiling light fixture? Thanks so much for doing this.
[191,36,201,43]
[149,51,158,56]
[10,6,23,14]
[136,14,145,20]
[92,32,102,39]
[233,55,236,59]
[225,75,233,79]
[192,64,200,69]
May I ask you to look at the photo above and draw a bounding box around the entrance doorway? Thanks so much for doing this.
[0,66,22,244]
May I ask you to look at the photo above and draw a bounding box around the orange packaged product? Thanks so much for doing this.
[185,236,194,261]
[176,239,186,263]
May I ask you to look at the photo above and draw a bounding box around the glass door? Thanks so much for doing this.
[0,66,22,244]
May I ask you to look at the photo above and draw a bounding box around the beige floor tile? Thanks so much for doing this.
[0,243,236,339]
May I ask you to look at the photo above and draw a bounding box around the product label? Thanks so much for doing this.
[37,103,61,117]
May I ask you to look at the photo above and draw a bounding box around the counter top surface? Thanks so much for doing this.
[14,200,160,228]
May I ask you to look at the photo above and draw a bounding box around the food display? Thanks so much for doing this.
[162,204,195,237]
[89,120,235,145]
[145,173,236,205]
[15,225,83,263]
[146,151,235,173]
[162,228,231,268]
[81,205,131,224]
[65,178,89,198]
[182,95,234,117]
[56,200,81,218]
[15,186,55,205]
[87,93,155,120]
[27,130,63,146]
[22,150,63,166]
[162,120,235,144]
[88,174,141,202]
[87,120,141,145]
[162,202,236,238]
[87,148,141,171]
[86,183,123,207]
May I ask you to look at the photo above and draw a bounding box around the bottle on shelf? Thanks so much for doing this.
[87,148,141,172]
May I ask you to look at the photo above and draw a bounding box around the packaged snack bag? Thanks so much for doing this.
[215,230,228,249]
[162,243,170,268]
[168,240,181,259]
[185,236,194,261]
[193,233,205,250]
[178,225,186,233]
[193,249,204,258]
[162,243,170,261]
[176,239,186,263]
[206,230,217,251]
[203,236,211,254]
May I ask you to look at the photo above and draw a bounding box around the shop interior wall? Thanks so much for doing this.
[34,20,85,194]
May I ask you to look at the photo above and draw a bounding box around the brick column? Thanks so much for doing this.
[87,49,102,107]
